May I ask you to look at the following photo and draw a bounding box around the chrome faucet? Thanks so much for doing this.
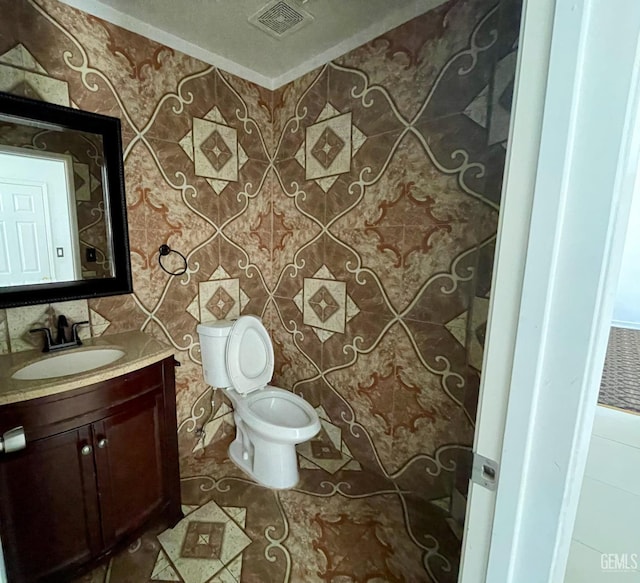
[30,315,89,353]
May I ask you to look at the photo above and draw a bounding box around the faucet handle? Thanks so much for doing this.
[71,321,89,345]
[29,327,53,352]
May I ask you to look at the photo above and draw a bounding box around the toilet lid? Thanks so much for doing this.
[225,315,274,394]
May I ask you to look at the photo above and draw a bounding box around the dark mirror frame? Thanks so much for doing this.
[0,92,132,309]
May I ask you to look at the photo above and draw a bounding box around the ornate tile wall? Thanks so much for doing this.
[0,0,519,520]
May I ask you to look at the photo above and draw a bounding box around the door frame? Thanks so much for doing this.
[458,0,556,578]
[460,0,640,581]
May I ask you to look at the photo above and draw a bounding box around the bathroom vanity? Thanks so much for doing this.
[0,332,181,582]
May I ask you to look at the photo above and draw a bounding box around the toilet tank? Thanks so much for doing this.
[197,321,233,388]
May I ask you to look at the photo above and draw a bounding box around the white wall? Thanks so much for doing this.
[613,172,640,328]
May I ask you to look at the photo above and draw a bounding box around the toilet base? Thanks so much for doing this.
[228,438,300,490]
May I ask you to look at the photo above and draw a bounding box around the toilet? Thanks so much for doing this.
[197,315,321,489]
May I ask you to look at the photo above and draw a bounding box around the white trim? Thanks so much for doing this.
[611,320,640,330]
[60,153,82,280]
[486,0,640,581]
[458,0,556,579]
[57,0,446,90]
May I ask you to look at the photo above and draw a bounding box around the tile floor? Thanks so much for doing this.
[74,423,463,583]
[565,406,640,582]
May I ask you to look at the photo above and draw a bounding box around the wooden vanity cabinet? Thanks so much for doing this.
[0,357,182,583]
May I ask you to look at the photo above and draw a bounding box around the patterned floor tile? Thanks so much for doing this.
[157,501,251,583]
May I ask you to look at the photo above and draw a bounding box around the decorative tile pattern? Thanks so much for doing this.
[4,1,521,580]
[297,406,360,474]
[298,104,366,191]
[193,118,238,181]
[465,43,518,148]
[306,111,351,178]
[71,160,102,202]
[310,126,344,169]
[293,265,359,341]
[158,500,250,583]
[0,310,8,354]
[151,550,181,581]
[0,64,70,105]
[179,107,248,194]
[180,521,225,559]
[198,268,250,323]
[303,277,346,333]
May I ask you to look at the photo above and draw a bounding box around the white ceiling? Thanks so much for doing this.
[58,0,447,89]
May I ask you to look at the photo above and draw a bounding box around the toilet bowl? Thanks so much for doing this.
[197,315,320,489]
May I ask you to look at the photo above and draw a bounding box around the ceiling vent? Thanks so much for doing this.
[249,0,313,39]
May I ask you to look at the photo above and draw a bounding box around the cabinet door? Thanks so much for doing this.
[93,390,165,546]
[0,425,101,582]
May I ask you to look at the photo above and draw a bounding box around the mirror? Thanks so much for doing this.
[0,92,132,308]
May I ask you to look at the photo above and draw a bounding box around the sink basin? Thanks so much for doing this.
[12,348,126,380]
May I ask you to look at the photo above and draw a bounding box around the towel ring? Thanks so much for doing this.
[158,244,188,276]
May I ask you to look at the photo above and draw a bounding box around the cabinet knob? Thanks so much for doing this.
[80,444,92,456]
[97,438,108,449]
[0,426,26,454]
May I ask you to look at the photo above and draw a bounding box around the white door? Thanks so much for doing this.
[0,149,80,285]
[0,180,54,285]
[460,0,640,581]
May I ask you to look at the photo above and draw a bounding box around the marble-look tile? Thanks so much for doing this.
[281,491,427,582]
[327,64,405,138]
[198,277,246,322]
[217,238,270,317]
[274,67,329,163]
[328,226,405,313]
[38,0,209,129]
[218,70,274,135]
[324,324,398,473]
[143,68,218,145]
[218,160,271,240]
[88,294,146,336]
[1,7,522,581]
[323,129,404,226]
[273,157,327,225]
[0,2,29,56]
[273,65,326,148]
[394,325,474,455]
[270,296,323,372]
[322,233,395,318]
[263,300,320,390]
[0,310,8,354]
[416,1,501,124]
[6,299,89,352]
[158,500,251,583]
[215,70,270,163]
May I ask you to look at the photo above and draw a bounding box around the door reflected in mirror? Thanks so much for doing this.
[0,120,113,287]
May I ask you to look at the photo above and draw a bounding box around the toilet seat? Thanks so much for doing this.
[231,385,320,442]
[226,316,274,394]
